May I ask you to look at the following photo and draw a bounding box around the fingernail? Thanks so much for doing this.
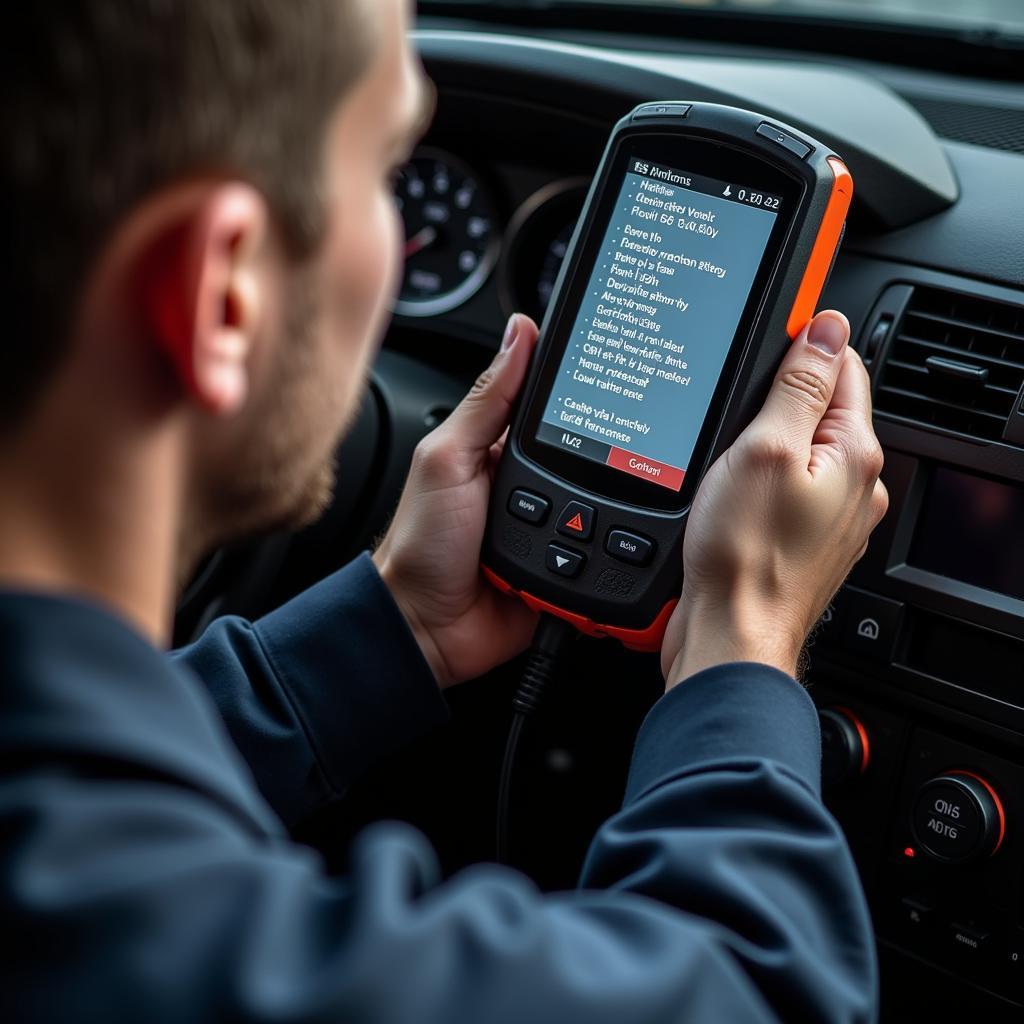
[807,314,848,357]
[500,314,521,352]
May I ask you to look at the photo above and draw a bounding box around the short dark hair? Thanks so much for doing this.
[1,1,375,427]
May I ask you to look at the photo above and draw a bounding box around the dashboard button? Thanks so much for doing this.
[556,501,595,541]
[819,707,870,789]
[837,587,905,662]
[633,102,691,120]
[897,897,933,931]
[605,529,654,566]
[546,543,585,579]
[756,121,813,159]
[813,587,849,647]
[507,489,550,525]
[910,772,1006,864]
[948,922,991,955]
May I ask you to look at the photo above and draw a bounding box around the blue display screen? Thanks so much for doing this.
[536,158,780,491]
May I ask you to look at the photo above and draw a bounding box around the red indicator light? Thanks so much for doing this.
[903,846,916,859]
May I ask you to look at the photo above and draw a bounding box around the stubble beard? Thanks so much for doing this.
[178,266,353,587]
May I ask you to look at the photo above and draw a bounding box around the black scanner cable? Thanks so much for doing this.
[496,613,576,865]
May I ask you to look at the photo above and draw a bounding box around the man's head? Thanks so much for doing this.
[2,0,430,566]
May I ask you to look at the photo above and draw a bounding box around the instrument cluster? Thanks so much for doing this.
[393,147,586,325]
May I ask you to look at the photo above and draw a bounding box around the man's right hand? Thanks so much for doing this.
[661,310,888,687]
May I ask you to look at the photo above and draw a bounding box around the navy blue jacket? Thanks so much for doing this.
[0,553,877,1022]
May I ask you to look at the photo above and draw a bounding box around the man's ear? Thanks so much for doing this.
[141,184,270,416]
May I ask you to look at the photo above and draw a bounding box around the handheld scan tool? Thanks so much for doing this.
[483,101,853,651]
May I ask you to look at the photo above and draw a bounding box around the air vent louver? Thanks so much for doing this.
[875,286,1024,444]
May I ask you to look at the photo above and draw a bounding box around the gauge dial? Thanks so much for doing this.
[500,179,587,323]
[537,221,575,314]
[394,150,499,317]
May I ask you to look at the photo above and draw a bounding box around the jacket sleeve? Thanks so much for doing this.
[170,552,450,827]
[6,662,877,1024]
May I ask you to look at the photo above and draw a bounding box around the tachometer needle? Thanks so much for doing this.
[404,226,438,258]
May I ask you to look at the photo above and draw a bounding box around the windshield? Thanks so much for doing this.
[429,1,1024,38]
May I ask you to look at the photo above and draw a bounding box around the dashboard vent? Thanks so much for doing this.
[875,286,1024,443]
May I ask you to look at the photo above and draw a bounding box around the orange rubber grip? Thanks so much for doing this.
[786,156,854,340]
[482,565,676,653]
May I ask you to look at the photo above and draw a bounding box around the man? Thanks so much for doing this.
[0,1,887,1021]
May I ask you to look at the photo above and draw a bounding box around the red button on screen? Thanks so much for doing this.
[606,447,685,491]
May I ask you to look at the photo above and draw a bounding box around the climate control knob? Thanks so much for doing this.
[819,707,870,789]
[910,771,1006,865]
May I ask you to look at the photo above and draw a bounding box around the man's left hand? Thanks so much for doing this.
[373,314,540,688]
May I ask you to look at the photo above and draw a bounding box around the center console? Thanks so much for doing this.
[811,259,1024,1013]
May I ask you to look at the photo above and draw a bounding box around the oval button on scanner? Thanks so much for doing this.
[605,529,654,566]
[755,121,812,160]
[632,102,691,120]
[507,488,550,525]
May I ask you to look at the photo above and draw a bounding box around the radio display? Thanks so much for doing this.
[909,467,1024,602]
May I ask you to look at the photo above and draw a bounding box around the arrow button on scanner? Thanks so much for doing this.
[556,501,596,541]
[546,543,585,579]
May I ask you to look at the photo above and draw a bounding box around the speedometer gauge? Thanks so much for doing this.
[537,222,575,313]
[499,179,588,323]
[393,150,499,317]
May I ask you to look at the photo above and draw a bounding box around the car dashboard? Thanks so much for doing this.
[177,16,1024,1021]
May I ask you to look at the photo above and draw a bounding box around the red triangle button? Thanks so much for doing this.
[556,502,594,541]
